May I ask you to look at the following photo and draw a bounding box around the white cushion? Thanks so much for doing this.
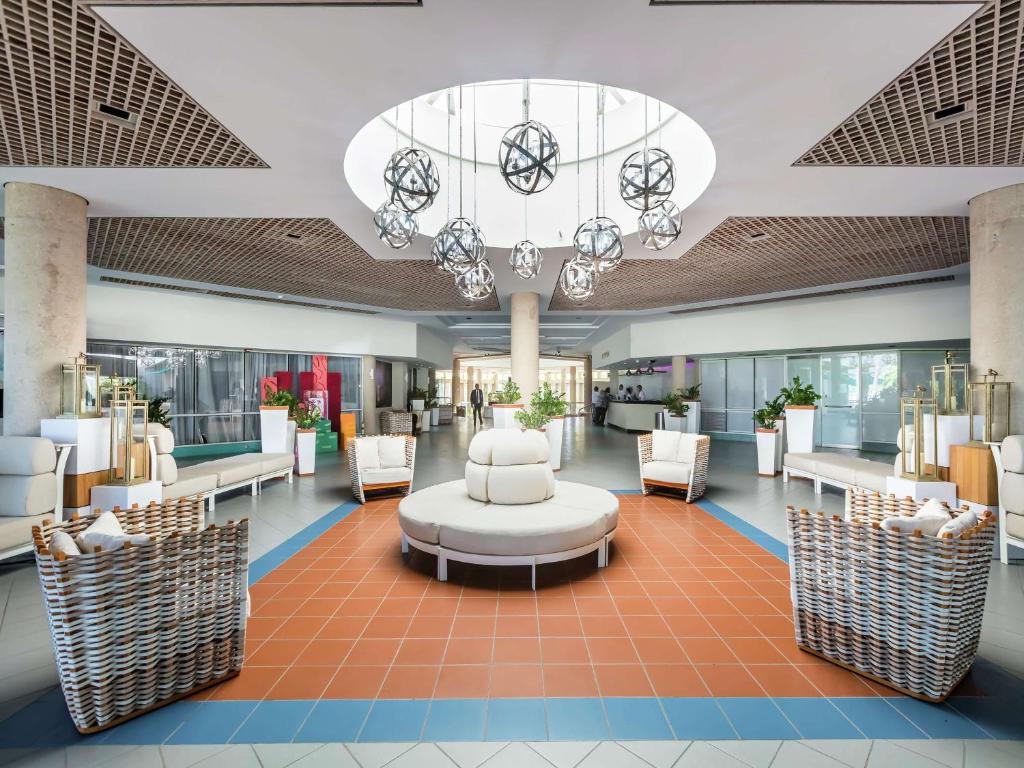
[467,429,499,465]
[676,434,698,464]
[152,426,175,455]
[1006,510,1024,540]
[650,430,681,462]
[49,530,81,558]
[641,460,692,485]
[260,453,294,474]
[398,479,486,544]
[487,463,555,505]
[163,468,218,500]
[0,474,56,517]
[853,463,890,493]
[0,514,47,553]
[491,429,549,466]
[937,510,979,538]
[0,437,55,476]
[155,454,178,486]
[784,453,818,474]
[465,461,490,502]
[549,481,620,532]
[362,467,412,485]
[1002,435,1024,474]
[354,437,382,470]
[1003,471,1024,516]
[75,511,150,552]
[377,437,407,469]
[440,501,610,557]
[199,454,265,486]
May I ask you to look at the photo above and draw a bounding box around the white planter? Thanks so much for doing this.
[410,399,425,412]
[756,429,779,477]
[491,404,523,429]
[785,406,816,454]
[663,411,686,432]
[421,414,431,432]
[683,401,701,434]
[259,406,289,453]
[431,407,440,426]
[546,416,565,471]
[775,417,786,472]
[296,429,316,476]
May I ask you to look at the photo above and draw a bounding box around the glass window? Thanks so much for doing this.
[754,357,785,408]
[700,360,726,409]
[726,358,754,410]
[900,351,946,398]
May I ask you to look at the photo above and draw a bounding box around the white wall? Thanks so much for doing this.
[391,361,408,408]
[591,326,632,370]
[415,325,455,369]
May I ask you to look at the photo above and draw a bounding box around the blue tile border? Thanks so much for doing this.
[249,500,360,583]
[695,499,789,562]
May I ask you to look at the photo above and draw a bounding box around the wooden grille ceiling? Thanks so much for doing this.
[87,217,500,311]
[0,0,265,167]
[548,216,969,311]
[797,0,1024,166]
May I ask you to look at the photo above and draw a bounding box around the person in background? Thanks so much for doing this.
[600,387,612,425]
[617,384,625,400]
[470,383,484,428]
[635,384,647,401]
[591,386,602,424]
[625,386,634,401]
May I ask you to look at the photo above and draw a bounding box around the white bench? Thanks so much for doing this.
[783,452,893,494]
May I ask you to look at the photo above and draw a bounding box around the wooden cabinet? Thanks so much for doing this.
[949,444,999,505]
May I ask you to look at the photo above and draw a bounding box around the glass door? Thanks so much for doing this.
[820,353,861,448]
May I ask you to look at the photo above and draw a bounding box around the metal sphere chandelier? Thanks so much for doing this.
[456,259,495,301]
[498,120,559,195]
[431,217,487,274]
[373,201,418,249]
[574,216,623,274]
[559,257,597,302]
[384,147,440,214]
[637,200,682,251]
[509,239,542,279]
[618,147,675,211]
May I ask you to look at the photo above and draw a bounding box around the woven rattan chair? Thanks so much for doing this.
[637,430,710,502]
[32,497,248,733]
[787,490,996,702]
[437,404,454,425]
[379,410,414,435]
[347,434,416,504]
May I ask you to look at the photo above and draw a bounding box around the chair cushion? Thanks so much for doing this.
[398,479,486,544]
[487,463,555,505]
[853,462,891,493]
[1002,470,1024,516]
[0,474,56,517]
[651,430,681,462]
[1006,509,1024,541]
[1003,435,1024,474]
[49,530,81,558]
[440,501,610,557]
[362,467,412,486]
[156,453,178,486]
[260,453,295,474]
[378,437,408,469]
[676,434,698,464]
[163,468,218,500]
[491,430,549,466]
[641,460,692,485]
[784,453,818,474]
[197,454,265,486]
[152,426,175,455]
[0,437,55,476]
[75,511,150,552]
[0,513,48,553]
[548,481,620,532]
[465,460,490,502]
[355,437,382,470]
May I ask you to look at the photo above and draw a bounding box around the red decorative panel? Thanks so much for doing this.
[312,356,328,391]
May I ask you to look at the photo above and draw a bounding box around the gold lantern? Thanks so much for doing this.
[968,369,1013,444]
[930,350,969,415]
[900,385,939,481]
[59,353,101,419]
[108,390,150,485]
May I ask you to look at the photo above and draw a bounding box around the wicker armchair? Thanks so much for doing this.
[638,430,710,502]
[347,434,416,504]
[379,410,413,435]
[437,404,454,425]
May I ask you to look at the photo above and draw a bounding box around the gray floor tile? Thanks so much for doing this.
[771,743,849,768]
[963,740,1024,768]
[617,740,690,768]
[866,742,946,768]
[479,743,557,768]
[710,740,782,768]
[575,742,650,768]
[346,743,416,768]
[252,743,325,768]
[160,744,232,768]
[436,743,510,768]
[799,741,872,768]
[526,741,598,767]
[675,742,748,768]
[288,744,361,768]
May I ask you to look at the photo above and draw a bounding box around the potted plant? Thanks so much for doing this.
[408,386,429,432]
[753,395,785,476]
[147,396,171,429]
[662,389,691,432]
[260,383,296,453]
[780,376,821,454]
[293,401,321,476]
[680,383,702,433]
[427,385,440,427]
[491,378,523,428]
[531,382,568,470]
[514,406,549,432]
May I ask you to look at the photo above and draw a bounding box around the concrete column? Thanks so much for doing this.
[3,182,88,436]
[671,355,687,393]
[510,292,540,403]
[970,184,1024,434]
[451,357,461,406]
[361,355,377,434]
[583,355,593,403]
[568,365,577,412]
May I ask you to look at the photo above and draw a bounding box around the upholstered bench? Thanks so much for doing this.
[783,451,892,494]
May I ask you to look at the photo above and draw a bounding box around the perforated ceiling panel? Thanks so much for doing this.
[0,0,265,167]
[797,0,1024,166]
[87,217,499,311]
[547,216,968,311]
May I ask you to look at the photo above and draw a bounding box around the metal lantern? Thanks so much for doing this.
[59,353,101,419]
[618,147,675,211]
[900,386,939,481]
[509,239,542,279]
[384,147,440,214]
[559,257,597,302]
[431,218,487,274]
[456,260,495,301]
[373,201,418,249]
[638,200,682,251]
[968,369,1013,444]
[574,216,623,274]
[109,389,149,485]
[930,350,969,415]
[498,120,559,195]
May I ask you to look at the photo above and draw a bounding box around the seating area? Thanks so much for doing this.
[783,451,893,494]
[638,430,710,502]
[347,434,416,503]
[0,437,69,559]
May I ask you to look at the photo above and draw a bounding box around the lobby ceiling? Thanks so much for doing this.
[1,0,1022,318]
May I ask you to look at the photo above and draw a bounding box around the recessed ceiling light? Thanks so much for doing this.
[927,99,974,128]
[744,231,771,243]
[91,100,138,130]
[284,233,302,241]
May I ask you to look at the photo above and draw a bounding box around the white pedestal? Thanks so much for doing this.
[885,476,958,507]
[296,430,316,476]
[756,430,779,477]
[41,417,110,475]
[785,407,816,454]
[683,401,701,434]
[547,417,565,471]
[410,399,426,412]
[491,405,523,429]
[431,407,440,426]
[259,407,289,453]
[90,480,162,512]
[775,418,786,472]
[663,412,686,432]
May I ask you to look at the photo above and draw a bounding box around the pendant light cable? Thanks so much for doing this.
[576,80,581,228]
[473,82,478,222]
[446,90,451,221]
[458,85,464,218]
[394,106,399,153]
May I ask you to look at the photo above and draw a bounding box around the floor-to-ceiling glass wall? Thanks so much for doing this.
[820,352,860,448]
[456,356,587,411]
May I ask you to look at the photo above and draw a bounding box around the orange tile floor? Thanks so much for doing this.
[201,493,894,702]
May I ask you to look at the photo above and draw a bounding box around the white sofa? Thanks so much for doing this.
[347,434,416,504]
[0,437,71,559]
[637,430,710,502]
[995,434,1024,564]
[783,451,892,494]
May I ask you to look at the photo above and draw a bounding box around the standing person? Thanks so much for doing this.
[617,384,625,400]
[591,386,602,424]
[635,384,647,401]
[601,387,612,425]
[470,383,485,428]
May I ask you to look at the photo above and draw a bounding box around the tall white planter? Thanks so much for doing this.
[491,404,523,429]
[663,411,686,431]
[410,399,426,412]
[259,406,289,453]
[784,406,816,454]
[546,416,565,471]
[756,429,779,477]
[775,416,786,472]
[683,401,701,434]
[296,428,316,476]
[431,407,440,426]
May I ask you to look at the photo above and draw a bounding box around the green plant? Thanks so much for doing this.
[753,395,785,430]
[662,389,692,418]
[147,396,171,428]
[409,386,428,404]
[779,376,822,407]
[293,401,322,429]
[515,406,549,430]
[531,382,567,418]
[681,383,702,401]
[263,382,298,414]
[492,378,522,405]
[426,385,439,409]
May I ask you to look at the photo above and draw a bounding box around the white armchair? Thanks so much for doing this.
[0,436,71,559]
[348,434,416,504]
[993,435,1024,564]
[638,430,710,502]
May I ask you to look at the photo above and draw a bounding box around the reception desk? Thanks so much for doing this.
[606,401,663,432]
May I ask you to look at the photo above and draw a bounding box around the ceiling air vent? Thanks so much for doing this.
[744,231,771,244]
[927,99,974,128]
[91,101,138,130]
[284,233,303,241]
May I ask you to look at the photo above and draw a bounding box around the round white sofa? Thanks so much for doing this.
[398,429,618,588]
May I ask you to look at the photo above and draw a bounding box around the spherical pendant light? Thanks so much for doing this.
[559,256,597,302]
[431,217,487,274]
[384,147,440,214]
[498,120,560,195]
[618,147,674,211]
[456,260,495,301]
[638,200,682,251]
[373,201,418,250]
[509,239,542,279]
[574,216,623,274]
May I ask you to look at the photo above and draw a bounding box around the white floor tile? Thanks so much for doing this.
[436,742,508,768]
[479,743,559,768]
[385,743,459,768]
[100,745,163,768]
[963,740,1024,768]
[3,747,65,768]
[252,742,324,768]
[191,744,262,768]
[800,740,872,768]
[575,742,651,768]
[617,740,691,768]
[771,742,849,768]
[288,744,361,768]
[65,745,147,768]
[709,740,782,768]
[889,740,963,768]
[160,744,232,768]
[527,741,598,767]
[346,742,416,768]
[675,742,749,768]
[866,742,946,768]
